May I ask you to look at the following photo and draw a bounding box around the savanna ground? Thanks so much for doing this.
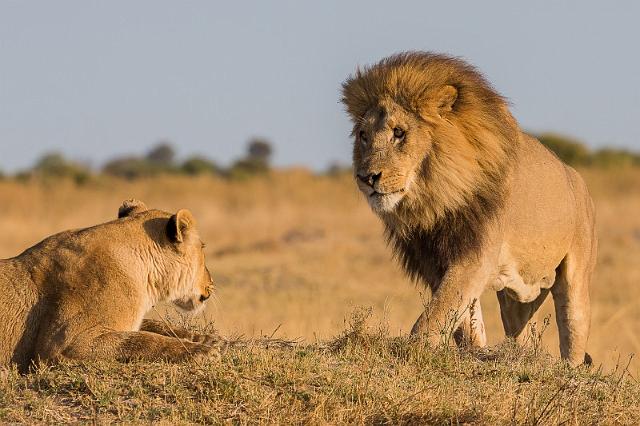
[0,169,639,424]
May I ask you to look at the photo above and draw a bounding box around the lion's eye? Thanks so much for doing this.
[393,127,405,139]
[358,130,368,144]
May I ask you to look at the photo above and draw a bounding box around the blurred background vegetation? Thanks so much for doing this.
[8,137,280,184]
[536,133,640,168]
[3,132,639,185]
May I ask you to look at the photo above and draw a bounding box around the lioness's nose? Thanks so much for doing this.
[199,285,212,303]
[357,172,382,188]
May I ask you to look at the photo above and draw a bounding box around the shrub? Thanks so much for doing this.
[227,138,275,179]
[102,157,163,180]
[536,133,591,166]
[181,156,222,176]
[227,158,269,179]
[247,138,273,164]
[590,148,640,169]
[30,152,92,184]
[103,143,180,179]
[325,162,352,177]
[146,142,176,166]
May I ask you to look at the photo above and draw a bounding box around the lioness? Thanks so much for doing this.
[342,52,596,365]
[0,199,217,372]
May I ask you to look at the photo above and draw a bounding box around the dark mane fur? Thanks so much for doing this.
[386,187,504,289]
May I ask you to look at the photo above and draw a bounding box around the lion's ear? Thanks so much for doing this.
[166,209,196,244]
[434,85,458,115]
[118,199,148,218]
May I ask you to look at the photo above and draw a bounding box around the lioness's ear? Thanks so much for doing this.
[434,85,458,115]
[118,199,148,218]
[166,209,196,244]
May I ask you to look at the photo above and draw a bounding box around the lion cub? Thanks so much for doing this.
[0,199,217,372]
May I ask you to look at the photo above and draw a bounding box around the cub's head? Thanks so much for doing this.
[118,199,214,313]
[341,52,516,222]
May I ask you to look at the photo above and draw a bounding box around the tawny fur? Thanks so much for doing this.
[342,52,596,365]
[0,199,217,372]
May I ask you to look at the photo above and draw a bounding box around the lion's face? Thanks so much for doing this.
[118,200,215,313]
[353,100,432,213]
[171,239,214,314]
[164,209,215,314]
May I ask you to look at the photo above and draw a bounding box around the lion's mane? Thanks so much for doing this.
[342,52,521,284]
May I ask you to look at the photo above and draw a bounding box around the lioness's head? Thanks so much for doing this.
[119,199,214,313]
[342,52,517,224]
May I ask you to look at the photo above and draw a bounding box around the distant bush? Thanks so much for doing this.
[537,133,591,166]
[227,159,269,179]
[325,162,352,177]
[590,148,640,169]
[29,152,92,184]
[247,138,272,163]
[103,157,165,180]
[228,138,274,179]
[146,142,176,166]
[181,156,222,176]
[536,132,640,169]
[103,142,179,179]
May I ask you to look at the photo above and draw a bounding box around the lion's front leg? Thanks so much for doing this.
[58,330,218,363]
[140,319,220,345]
[410,261,491,347]
[411,298,487,348]
[454,299,487,347]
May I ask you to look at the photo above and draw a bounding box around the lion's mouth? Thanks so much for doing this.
[173,296,205,313]
[369,189,405,198]
[365,188,406,213]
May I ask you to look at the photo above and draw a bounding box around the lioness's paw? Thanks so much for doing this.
[190,333,220,346]
[189,342,221,362]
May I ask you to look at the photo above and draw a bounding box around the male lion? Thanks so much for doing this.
[0,199,218,372]
[342,52,596,365]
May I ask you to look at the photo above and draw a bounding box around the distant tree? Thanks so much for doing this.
[34,153,70,176]
[14,171,31,183]
[590,148,640,169]
[31,152,91,184]
[181,156,222,176]
[146,142,176,166]
[247,138,273,163]
[536,132,640,169]
[103,156,160,180]
[325,161,352,177]
[536,133,591,166]
[227,159,267,179]
[228,138,274,179]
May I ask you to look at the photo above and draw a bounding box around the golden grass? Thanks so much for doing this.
[1,314,639,424]
[1,169,640,422]
[0,169,639,369]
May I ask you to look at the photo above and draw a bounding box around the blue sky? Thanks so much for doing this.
[1,1,639,171]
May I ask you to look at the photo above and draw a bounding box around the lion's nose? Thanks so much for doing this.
[357,172,382,188]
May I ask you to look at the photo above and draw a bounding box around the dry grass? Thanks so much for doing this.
[0,168,639,423]
[1,313,639,424]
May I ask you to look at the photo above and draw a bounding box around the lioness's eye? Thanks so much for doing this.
[393,127,405,139]
[358,130,368,144]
